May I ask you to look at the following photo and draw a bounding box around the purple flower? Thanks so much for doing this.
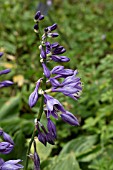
[45,42,67,63]
[0,80,13,88]
[51,42,59,48]
[36,124,47,146]
[51,66,64,74]
[36,121,56,145]
[0,142,14,154]
[49,78,60,87]
[45,23,57,32]
[44,108,59,119]
[48,33,59,38]
[38,132,47,146]
[53,46,66,55]
[34,24,39,33]
[47,118,57,139]
[0,159,23,170]
[52,70,82,100]
[42,62,50,78]
[40,47,46,59]
[0,130,14,154]
[44,94,65,118]
[34,11,41,21]
[2,132,14,145]
[29,79,42,108]
[46,133,55,145]
[38,15,44,21]
[51,55,70,62]
[0,69,11,75]
[34,11,44,22]
[0,129,3,136]
[51,66,74,77]
[61,111,79,126]
[33,141,40,170]
[0,53,13,88]
[0,52,4,57]
[0,158,4,167]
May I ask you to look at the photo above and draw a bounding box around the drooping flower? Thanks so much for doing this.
[61,111,79,126]
[0,142,14,154]
[0,53,13,88]
[51,70,82,100]
[0,159,24,170]
[51,66,74,77]
[36,120,56,146]
[2,132,14,145]
[33,141,40,170]
[0,129,14,154]
[46,132,55,145]
[44,94,65,118]
[47,118,57,139]
[0,69,11,75]
[37,128,47,146]
[29,78,42,108]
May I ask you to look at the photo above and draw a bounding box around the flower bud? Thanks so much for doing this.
[2,132,14,145]
[0,81,13,88]
[34,11,41,22]
[34,24,39,33]
[61,111,79,126]
[47,118,57,139]
[0,142,14,154]
[29,79,41,108]
[0,69,11,75]
[42,63,50,78]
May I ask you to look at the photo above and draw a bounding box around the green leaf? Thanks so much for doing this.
[31,140,54,161]
[43,153,81,170]
[60,135,98,158]
[55,153,81,170]
[0,95,21,120]
[13,130,27,161]
[0,118,21,134]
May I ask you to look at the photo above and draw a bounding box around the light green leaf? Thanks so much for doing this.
[43,153,81,170]
[60,135,98,158]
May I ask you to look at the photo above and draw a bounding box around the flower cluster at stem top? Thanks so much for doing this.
[29,11,82,146]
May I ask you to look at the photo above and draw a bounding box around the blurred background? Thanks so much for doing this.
[0,0,113,169]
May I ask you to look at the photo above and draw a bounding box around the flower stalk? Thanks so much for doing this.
[26,9,82,169]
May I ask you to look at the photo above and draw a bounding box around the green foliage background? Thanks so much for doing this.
[0,0,113,169]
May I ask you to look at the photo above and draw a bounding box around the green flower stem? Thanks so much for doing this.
[37,76,46,121]
[24,76,46,170]
[24,129,36,170]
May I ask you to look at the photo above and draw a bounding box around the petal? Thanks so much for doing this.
[51,65,64,74]
[0,69,11,75]
[42,63,50,78]
[3,132,14,145]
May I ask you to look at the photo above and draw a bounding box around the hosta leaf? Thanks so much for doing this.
[60,135,98,158]
[42,153,81,170]
[0,95,21,120]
